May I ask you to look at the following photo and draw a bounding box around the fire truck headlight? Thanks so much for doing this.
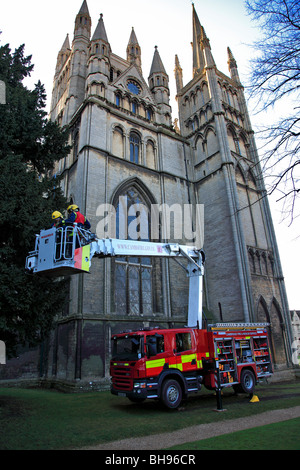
[134,382,146,389]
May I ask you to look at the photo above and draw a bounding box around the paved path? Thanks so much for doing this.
[79,405,300,450]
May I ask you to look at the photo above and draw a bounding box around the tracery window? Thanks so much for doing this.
[129,132,140,164]
[114,187,153,315]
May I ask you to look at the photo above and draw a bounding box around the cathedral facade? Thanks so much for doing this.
[42,1,293,385]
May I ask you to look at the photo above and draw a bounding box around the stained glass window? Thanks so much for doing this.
[127,80,141,95]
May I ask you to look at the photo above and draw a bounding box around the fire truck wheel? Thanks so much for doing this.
[161,379,183,409]
[239,369,255,394]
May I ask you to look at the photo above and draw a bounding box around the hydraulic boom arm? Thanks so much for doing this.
[25,225,205,328]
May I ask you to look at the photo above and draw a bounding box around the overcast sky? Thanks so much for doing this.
[1,0,299,309]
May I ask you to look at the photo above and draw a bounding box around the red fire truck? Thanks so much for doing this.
[110,323,273,409]
[26,226,273,408]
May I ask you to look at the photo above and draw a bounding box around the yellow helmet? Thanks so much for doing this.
[52,211,63,220]
[67,204,79,213]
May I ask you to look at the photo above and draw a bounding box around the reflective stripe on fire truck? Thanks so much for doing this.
[145,353,209,374]
[146,358,165,369]
[170,362,183,371]
[182,353,197,364]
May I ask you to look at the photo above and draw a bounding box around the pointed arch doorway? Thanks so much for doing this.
[257,296,288,367]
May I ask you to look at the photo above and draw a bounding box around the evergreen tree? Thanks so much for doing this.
[0,42,71,355]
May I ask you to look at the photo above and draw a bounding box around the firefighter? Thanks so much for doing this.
[65,204,91,230]
[51,211,65,228]
[51,211,65,259]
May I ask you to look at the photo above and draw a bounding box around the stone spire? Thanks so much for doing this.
[87,13,111,91]
[73,0,91,41]
[149,46,167,76]
[78,0,89,15]
[90,13,111,59]
[127,28,142,69]
[200,25,216,69]
[148,46,171,125]
[192,3,205,76]
[92,13,109,43]
[227,47,240,83]
[63,0,91,121]
[55,34,71,75]
[61,34,70,52]
[174,54,183,93]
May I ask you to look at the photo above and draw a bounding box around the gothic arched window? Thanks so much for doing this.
[113,186,153,315]
[146,108,152,121]
[110,67,114,82]
[112,126,124,158]
[132,100,138,114]
[129,132,140,164]
[115,93,121,107]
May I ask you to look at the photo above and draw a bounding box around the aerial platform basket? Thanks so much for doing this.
[25,226,93,277]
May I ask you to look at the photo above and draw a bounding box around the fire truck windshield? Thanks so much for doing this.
[112,335,143,361]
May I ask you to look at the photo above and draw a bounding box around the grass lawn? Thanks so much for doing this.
[168,417,300,450]
[0,380,299,450]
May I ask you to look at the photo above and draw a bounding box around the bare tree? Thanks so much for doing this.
[245,0,300,224]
